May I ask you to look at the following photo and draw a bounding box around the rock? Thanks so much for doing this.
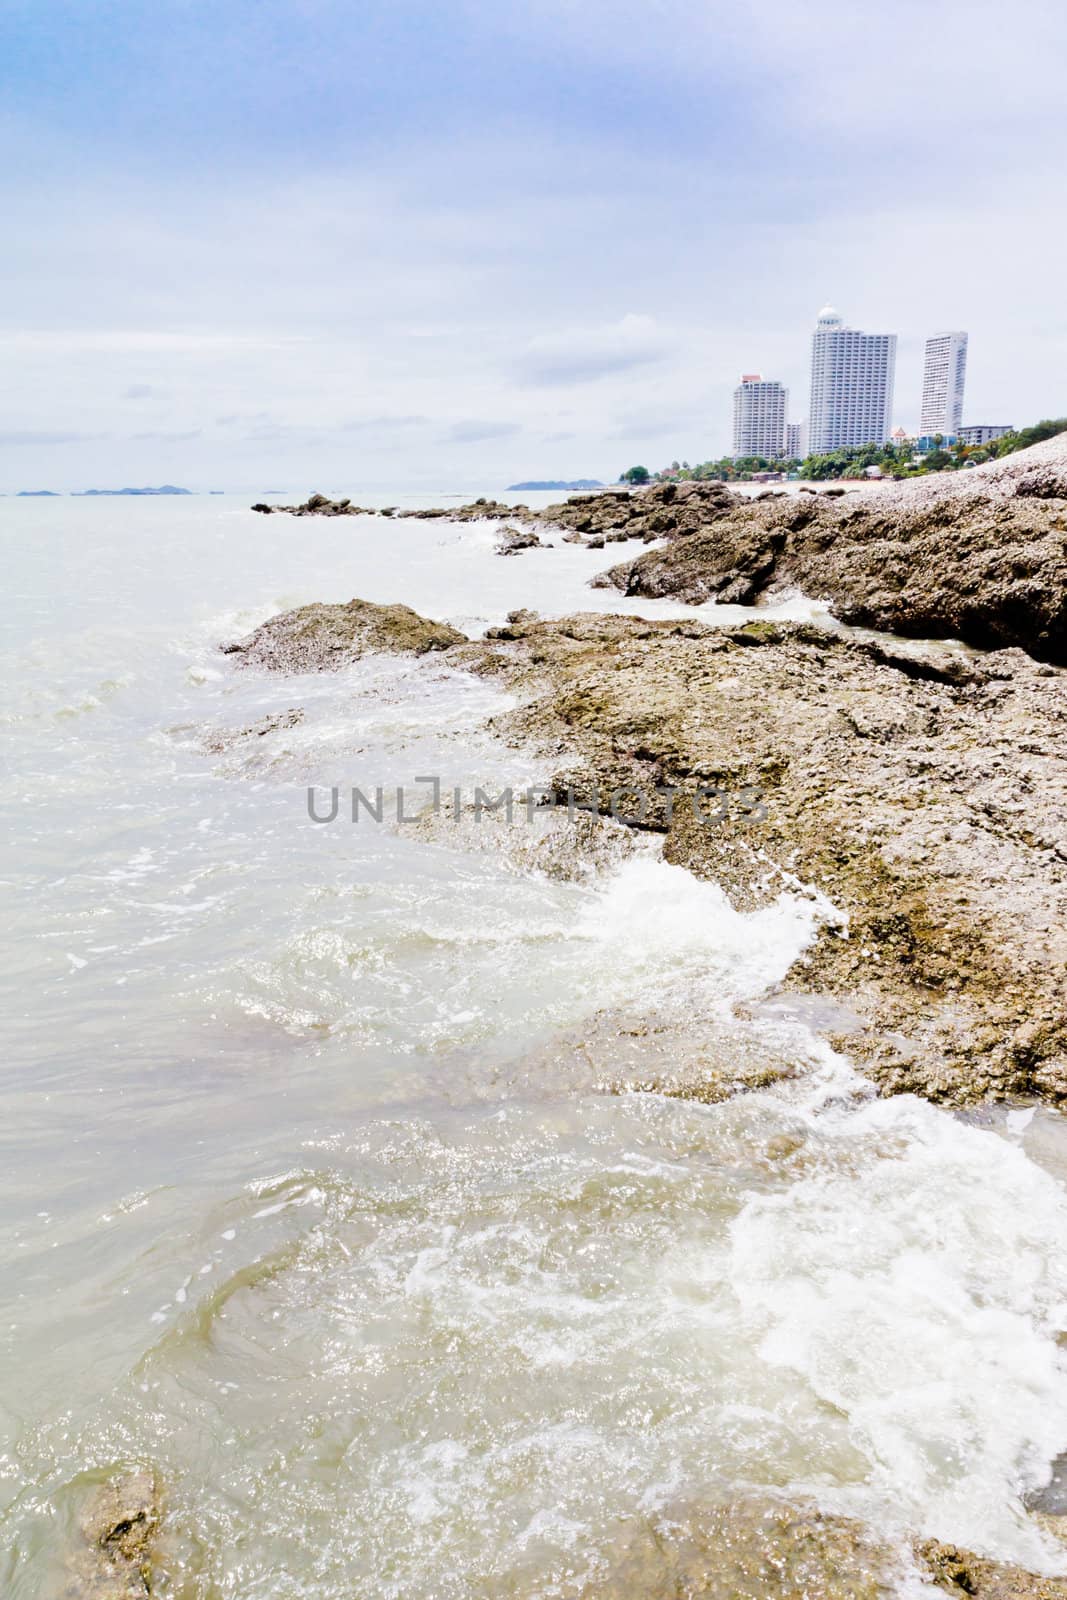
[248,493,374,516]
[589,434,1067,667]
[569,1494,1067,1599]
[457,612,1067,1105]
[575,1495,901,1599]
[410,497,516,522]
[200,707,305,753]
[495,525,542,556]
[221,599,467,671]
[920,1539,1067,1597]
[65,1466,161,1597]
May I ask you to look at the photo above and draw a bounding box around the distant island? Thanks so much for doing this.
[17,490,60,497]
[73,485,194,497]
[507,479,604,491]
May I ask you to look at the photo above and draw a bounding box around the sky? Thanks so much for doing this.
[1,0,1065,493]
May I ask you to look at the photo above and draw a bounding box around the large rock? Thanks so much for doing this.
[63,1467,161,1597]
[457,612,1067,1105]
[592,435,1067,666]
[576,1495,899,1599]
[221,598,467,670]
[567,1493,1067,1599]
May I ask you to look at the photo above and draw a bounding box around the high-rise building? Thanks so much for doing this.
[784,421,807,459]
[920,332,968,437]
[807,306,897,454]
[732,373,787,458]
[958,423,1012,447]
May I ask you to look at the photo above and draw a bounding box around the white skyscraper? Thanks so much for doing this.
[732,373,787,458]
[807,306,897,454]
[920,331,968,437]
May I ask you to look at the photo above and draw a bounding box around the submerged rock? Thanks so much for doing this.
[458,612,1067,1105]
[200,707,305,752]
[920,1539,1067,1597]
[495,524,542,555]
[220,598,467,670]
[65,1466,161,1597]
[576,1495,901,1599]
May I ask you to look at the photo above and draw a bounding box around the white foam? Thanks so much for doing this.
[729,1093,1067,1569]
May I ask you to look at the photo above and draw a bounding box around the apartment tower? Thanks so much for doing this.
[920,331,968,437]
[807,306,897,454]
[732,373,787,458]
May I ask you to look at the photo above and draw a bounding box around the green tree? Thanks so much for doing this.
[620,465,650,484]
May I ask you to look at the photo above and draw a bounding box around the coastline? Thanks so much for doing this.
[14,452,1067,1597]
[245,436,1066,1108]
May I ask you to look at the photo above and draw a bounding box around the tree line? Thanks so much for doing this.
[619,417,1067,486]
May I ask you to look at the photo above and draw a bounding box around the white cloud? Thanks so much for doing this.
[518,315,674,386]
[446,420,523,444]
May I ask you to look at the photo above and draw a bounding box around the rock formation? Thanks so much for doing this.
[251,493,373,516]
[455,612,1067,1105]
[580,436,1067,665]
[221,598,467,670]
[495,524,542,555]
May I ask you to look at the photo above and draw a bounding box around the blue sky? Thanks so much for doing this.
[2,0,1064,491]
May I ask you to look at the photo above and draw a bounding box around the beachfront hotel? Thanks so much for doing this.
[732,374,787,458]
[920,331,969,437]
[807,306,897,453]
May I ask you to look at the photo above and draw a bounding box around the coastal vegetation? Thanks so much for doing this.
[621,416,1067,485]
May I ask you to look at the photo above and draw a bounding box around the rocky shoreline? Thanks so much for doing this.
[451,609,1066,1106]
[252,434,1066,663]
[197,436,1067,1598]
[237,437,1067,1104]
[220,585,1065,1109]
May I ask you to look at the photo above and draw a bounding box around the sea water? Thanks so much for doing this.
[1,493,1066,1596]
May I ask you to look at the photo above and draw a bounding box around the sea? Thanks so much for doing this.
[2,490,1067,1596]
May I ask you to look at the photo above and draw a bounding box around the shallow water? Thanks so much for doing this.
[2,494,1066,1595]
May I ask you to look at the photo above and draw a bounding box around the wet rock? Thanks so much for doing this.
[221,598,467,670]
[409,496,516,521]
[920,1539,1067,1597]
[576,1495,900,1599]
[459,612,1067,1105]
[1028,1453,1067,1517]
[495,525,542,556]
[66,1467,161,1597]
[200,707,305,754]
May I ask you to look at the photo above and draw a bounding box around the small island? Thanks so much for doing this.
[506,478,603,491]
[73,485,194,497]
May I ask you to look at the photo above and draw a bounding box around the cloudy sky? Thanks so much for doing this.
[2,0,1065,492]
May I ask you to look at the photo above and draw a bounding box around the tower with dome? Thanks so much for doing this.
[808,305,897,454]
